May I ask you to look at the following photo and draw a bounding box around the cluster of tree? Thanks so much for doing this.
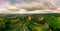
[0,14,60,31]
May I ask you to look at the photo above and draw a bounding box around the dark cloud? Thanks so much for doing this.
[8,0,24,5]
[8,0,46,4]
[24,0,39,2]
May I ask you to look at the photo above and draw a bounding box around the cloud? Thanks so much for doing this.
[0,0,60,14]
[18,2,48,11]
[24,0,39,2]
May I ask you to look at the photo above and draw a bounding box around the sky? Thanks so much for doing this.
[0,0,60,7]
[0,0,60,14]
[0,0,60,5]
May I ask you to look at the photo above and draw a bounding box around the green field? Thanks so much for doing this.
[0,13,60,31]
